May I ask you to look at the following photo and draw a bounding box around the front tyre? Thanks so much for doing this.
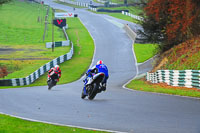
[81,89,87,99]
[47,80,53,90]
[47,80,56,90]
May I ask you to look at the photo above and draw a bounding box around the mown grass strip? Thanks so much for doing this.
[0,0,65,45]
[0,114,107,133]
[0,0,70,79]
[0,17,94,88]
[126,79,200,98]
[0,0,94,88]
[27,17,94,86]
[134,43,158,63]
[54,0,85,8]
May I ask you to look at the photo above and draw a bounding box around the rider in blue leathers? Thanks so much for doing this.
[83,60,109,95]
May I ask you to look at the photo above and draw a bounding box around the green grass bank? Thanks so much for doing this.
[127,38,200,98]
[134,43,158,63]
[0,0,94,88]
[0,0,69,79]
[0,1,98,132]
[127,79,200,98]
[0,114,107,133]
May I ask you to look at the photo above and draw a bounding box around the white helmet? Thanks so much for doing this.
[96,60,103,65]
[55,65,60,70]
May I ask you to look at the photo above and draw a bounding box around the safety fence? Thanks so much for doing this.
[46,40,70,48]
[146,70,200,89]
[88,6,97,12]
[58,0,90,8]
[122,11,143,21]
[0,26,74,86]
[123,24,137,41]
[0,43,73,86]
[76,2,89,7]
[59,0,76,5]
[96,0,117,4]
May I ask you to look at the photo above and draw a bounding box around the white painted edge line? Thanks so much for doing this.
[122,40,139,91]
[122,54,200,100]
[78,17,96,81]
[122,33,200,100]
[0,112,125,133]
[0,6,123,133]
[137,54,157,66]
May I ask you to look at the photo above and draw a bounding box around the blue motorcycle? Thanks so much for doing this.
[81,72,105,100]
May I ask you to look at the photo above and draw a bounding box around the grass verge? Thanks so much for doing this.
[0,0,94,88]
[0,114,107,133]
[54,0,85,8]
[88,10,141,24]
[126,78,200,98]
[0,17,94,88]
[98,6,143,15]
[134,43,158,63]
[0,2,96,131]
[0,0,70,79]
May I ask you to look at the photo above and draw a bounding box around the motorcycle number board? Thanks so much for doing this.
[55,12,74,18]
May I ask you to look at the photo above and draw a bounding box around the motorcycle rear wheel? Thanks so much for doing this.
[88,83,98,100]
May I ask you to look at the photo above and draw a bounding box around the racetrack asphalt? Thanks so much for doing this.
[0,1,200,133]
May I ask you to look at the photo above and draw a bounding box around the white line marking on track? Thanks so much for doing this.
[0,112,126,133]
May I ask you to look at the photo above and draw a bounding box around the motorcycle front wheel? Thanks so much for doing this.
[81,89,87,99]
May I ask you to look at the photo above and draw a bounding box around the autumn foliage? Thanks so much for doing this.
[141,0,200,51]
[0,66,8,78]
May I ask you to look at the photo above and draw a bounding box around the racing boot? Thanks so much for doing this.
[101,83,106,91]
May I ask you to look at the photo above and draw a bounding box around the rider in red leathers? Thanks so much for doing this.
[48,65,61,82]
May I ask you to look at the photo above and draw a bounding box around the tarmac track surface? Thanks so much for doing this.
[0,1,200,133]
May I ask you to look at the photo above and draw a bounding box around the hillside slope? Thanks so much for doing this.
[126,36,200,98]
[153,36,200,71]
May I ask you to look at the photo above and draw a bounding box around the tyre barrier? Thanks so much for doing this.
[122,11,143,21]
[0,26,74,86]
[0,43,73,86]
[146,70,200,89]
[0,44,74,86]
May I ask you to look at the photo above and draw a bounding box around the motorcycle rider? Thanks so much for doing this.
[83,60,109,94]
[47,65,61,82]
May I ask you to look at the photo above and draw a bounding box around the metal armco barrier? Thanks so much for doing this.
[122,11,143,21]
[123,24,137,41]
[146,70,200,89]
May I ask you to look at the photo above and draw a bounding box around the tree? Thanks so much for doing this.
[0,0,12,5]
[140,0,200,52]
